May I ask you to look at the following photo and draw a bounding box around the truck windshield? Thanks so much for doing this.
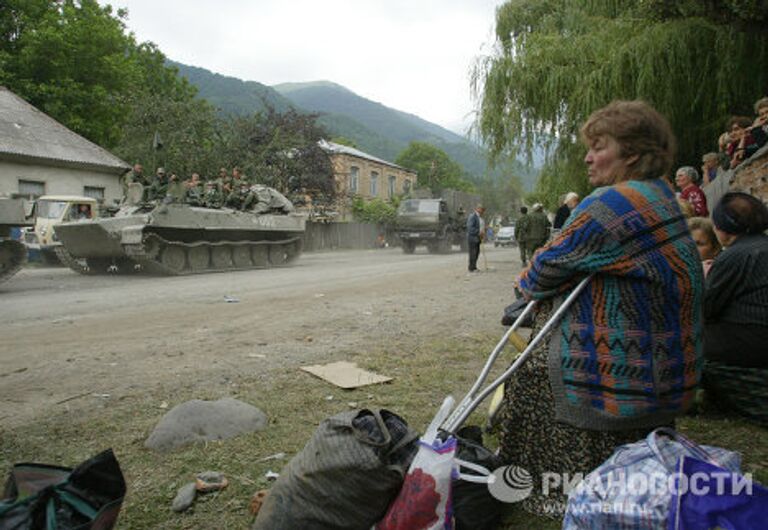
[36,200,69,219]
[398,200,440,214]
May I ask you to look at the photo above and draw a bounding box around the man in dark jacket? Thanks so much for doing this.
[466,205,485,272]
[553,192,579,230]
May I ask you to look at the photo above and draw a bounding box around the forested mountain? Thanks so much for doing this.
[172,62,538,190]
[171,62,293,115]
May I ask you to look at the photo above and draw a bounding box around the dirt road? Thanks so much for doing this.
[0,246,523,428]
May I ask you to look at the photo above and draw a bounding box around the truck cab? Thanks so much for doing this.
[395,192,474,254]
[23,195,98,263]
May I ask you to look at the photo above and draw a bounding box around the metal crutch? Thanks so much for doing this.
[442,274,593,433]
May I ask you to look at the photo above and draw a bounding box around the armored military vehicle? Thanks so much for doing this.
[53,184,306,275]
[394,189,479,253]
[0,197,32,284]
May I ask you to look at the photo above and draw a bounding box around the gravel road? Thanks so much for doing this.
[0,246,523,428]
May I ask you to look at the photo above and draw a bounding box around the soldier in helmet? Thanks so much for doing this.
[147,167,168,201]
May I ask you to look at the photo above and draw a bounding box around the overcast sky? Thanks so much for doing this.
[105,0,504,135]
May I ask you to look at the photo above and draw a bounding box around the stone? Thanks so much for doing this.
[145,398,268,452]
[172,482,197,512]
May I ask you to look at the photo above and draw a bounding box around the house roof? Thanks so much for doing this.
[319,139,416,174]
[0,86,129,174]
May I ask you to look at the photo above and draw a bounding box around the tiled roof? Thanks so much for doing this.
[0,86,129,173]
[319,139,415,173]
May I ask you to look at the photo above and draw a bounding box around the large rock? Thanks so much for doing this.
[145,398,267,452]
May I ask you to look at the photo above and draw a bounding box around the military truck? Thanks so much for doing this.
[23,195,98,264]
[0,197,32,284]
[394,189,480,254]
[53,183,306,275]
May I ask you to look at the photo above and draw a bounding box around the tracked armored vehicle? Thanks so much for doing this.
[0,197,32,284]
[54,184,306,275]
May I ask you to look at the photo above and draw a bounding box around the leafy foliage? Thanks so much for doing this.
[350,196,399,224]
[473,0,768,204]
[1,0,143,147]
[395,142,474,194]
[216,107,335,194]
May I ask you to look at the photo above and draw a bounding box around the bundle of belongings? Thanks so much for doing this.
[252,408,504,530]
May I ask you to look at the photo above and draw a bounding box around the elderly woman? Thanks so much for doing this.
[676,166,708,216]
[499,100,703,516]
[702,192,768,426]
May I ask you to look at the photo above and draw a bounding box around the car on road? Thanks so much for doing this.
[494,225,516,247]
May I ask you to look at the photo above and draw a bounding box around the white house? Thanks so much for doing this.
[0,86,129,205]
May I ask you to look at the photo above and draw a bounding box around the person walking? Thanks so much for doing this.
[515,206,531,265]
[466,205,485,272]
[525,203,551,258]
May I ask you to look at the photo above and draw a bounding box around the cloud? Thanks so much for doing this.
[108,0,502,133]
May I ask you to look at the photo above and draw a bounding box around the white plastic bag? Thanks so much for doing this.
[376,397,457,530]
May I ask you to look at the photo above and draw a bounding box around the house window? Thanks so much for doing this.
[388,175,396,198]
[84,186,105,202]
[403,179,411,193]
[18,179,45,199]
[349,166,359,193]
[370,171,378,197]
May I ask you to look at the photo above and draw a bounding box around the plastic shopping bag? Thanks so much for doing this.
[376,397,457,530]
[668,455,768,530]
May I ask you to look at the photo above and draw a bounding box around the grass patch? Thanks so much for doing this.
[1,335,765,529]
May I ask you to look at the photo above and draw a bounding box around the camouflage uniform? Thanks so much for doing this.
[515,213,531,265]
[165,178,186,203]
[525,209,551,258]
[203,183,224,208]
[185,183,204,206]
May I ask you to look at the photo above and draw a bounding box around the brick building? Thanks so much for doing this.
[320,140,417,201]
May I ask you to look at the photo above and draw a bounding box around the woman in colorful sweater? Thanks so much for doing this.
[499,100,703,517]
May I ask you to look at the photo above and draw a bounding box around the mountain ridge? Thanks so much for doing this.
[170,61,538,189]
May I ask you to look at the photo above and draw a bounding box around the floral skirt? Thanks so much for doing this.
[498,301,662,518]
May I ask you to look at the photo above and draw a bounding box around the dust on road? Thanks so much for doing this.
[0,246,523,428]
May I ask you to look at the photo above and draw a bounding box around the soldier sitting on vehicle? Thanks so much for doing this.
[184,173,204,206]
[225,181,249,210]
[146,167,168,202]
[165,173,186,203]
[203,180,224,208]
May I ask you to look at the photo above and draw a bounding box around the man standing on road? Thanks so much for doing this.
[466,204,486,272]
[526,203,551,259]
[515,206,531,265]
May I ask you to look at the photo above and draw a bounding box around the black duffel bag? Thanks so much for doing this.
[0,449,126,530]
[451,426,504,530]
[501,298,533,327]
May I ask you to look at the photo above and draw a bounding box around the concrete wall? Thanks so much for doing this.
[303,221,394,251]
[0,160,122,205]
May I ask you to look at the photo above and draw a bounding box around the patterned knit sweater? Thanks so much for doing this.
[519,179,703,431]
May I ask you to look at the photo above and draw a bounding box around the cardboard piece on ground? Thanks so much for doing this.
[301,361,392,389]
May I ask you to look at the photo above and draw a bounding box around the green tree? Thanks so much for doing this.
[1,0,143,147]
[473,0,768,203]
[217,107,334,195]
[395,142,474,194]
